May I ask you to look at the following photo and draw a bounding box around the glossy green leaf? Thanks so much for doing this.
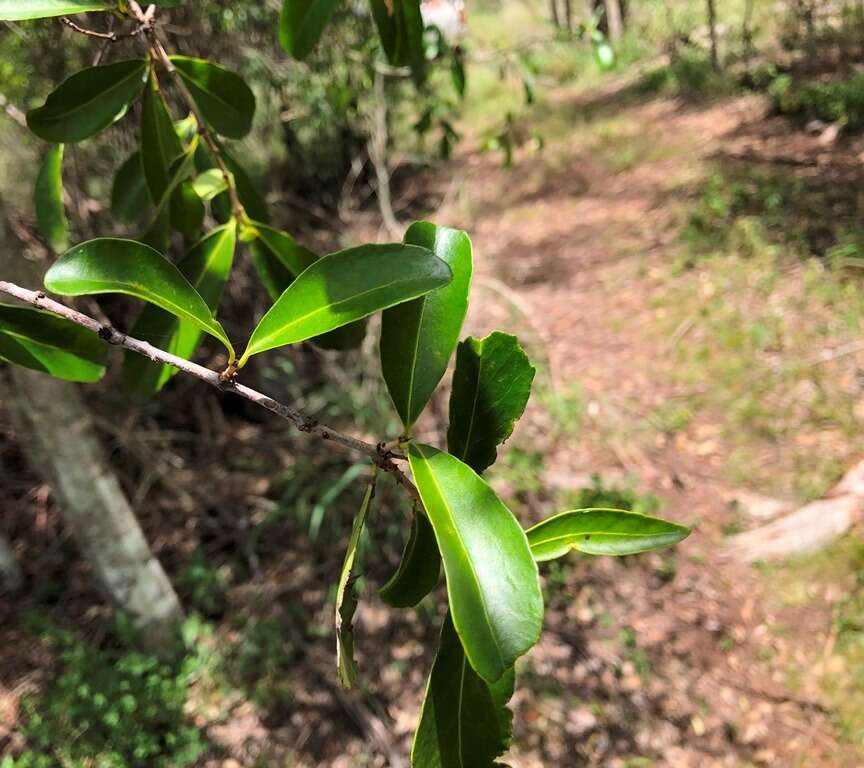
[370,0,426,79]
[239,243,450,365]
[381,222,472,430]
[27,59,147,143]
[447,333,535,475]
[34,143,69,253]
[170,180,205,238]
[123,223,236,397]
[192,169,228,201]
[110,151,150,224]
[379,507,440,608]
[169,56,255,139]
[247,222,366,351]
[0,0,109,19]
[221,145,269,222]
[336,475,375,689]
[408,444,543,682]
[526,508,690,562]
[141,73,185,203]
[44,237,234,360]
[0,303,105,382]
[279,0,339,60]
[140,138,199,251]
[412,614,514,768]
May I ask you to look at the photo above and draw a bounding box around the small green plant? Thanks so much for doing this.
[221,618,297,712]
[569,475,664,517]
[177,549,229,617]
[769,72,864,130]
[637,51,738,98]
[14,624,208,768]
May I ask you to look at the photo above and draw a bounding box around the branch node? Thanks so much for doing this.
[218,363,238,384]
[298,417,318,433]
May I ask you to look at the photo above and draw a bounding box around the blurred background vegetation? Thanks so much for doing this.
[4,0,864,765]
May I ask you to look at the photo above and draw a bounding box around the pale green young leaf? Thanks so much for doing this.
[27,60,148,143]
[123,222,237,397]
[44,237,234,361]
[192,169,228,201]
[0,303,105,382]
[380,221,472,430]
[336,474,376,689]
[447,332,535,475]
[34,143,69,253]
[239,244,450,364]
[412,614,514,768]
[408,444,542,682]
[526,508,690,562]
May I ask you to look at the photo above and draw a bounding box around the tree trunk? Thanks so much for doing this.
[550,0,561,29]
[0,533,22,592]
[604,0,624,41]
[0,206,183,651]
[706,0,720,70]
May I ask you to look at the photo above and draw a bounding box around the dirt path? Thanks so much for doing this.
[423,89,861,766]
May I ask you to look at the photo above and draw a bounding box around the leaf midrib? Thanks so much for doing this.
[176,65,241,115]
[252,276,430,352]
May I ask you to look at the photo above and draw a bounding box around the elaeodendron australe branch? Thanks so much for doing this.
[0,281,418,502]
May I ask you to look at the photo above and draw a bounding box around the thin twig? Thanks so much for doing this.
[125,0,245,221]
[60,16,147,42]
[0,281,419,502]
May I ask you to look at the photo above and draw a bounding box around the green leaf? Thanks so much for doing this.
[446,333,535,475]
[34,143,69,253]
[110,151,150,224]
[412,614,514,768]
[279,0,340,60]
[408,444,542,682]
[44,237,234,361]
[169,56,255,139]
[0,303,105,382]
[141,73,185,204]
[380,222,472,430]
[593,39,617,72]
[336,474,375,689]
[27,59,148,143]
[246,222,365,351]
[221,145,269,222]
[239,243,450,365]
[192,169,228,201]
[379,507,440,608]
[0,0,108,20]
[370,0,426,79]
[526,508,690,562]
[122,223,236,397]
[170,180,205,238]
[140,138,199,251]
